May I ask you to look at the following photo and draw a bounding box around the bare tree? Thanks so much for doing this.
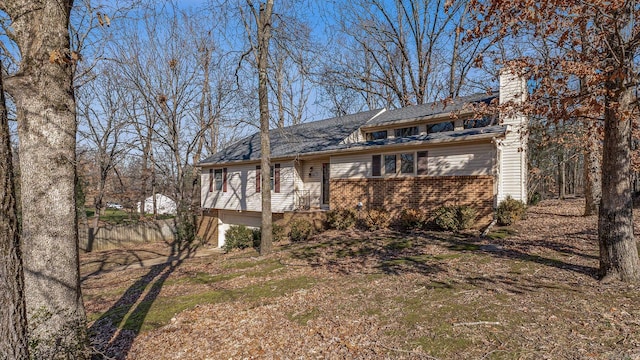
[257,0,275,255]
[77,63,129,250]
[111,4,231,237]
[240,0,275,255]
[268,8,316,128]
[321,0,491,109]
[473,0,640,282]
[1,0,89,357]
[0,59,29,360]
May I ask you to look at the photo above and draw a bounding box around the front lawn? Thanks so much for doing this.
[82,198,640,359]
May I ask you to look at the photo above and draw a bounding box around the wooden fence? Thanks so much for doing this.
[79,219,176,252]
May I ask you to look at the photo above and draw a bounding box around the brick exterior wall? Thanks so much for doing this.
[197,209,219,247]
[330,176,494,225]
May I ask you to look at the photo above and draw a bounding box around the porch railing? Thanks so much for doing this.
[295,190,311,210]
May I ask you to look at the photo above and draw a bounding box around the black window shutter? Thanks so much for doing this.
[274,163,281,193]
[372,155,381,176]
[223,168,228,192]
[256,165,261,193]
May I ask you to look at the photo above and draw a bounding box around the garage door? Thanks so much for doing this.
[218,210,262,248]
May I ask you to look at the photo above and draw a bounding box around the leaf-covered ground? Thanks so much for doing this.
[83,199,640,359]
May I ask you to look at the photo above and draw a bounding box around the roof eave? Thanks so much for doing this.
[199,128,507,167]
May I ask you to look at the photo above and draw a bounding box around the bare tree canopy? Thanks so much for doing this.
[471,0,640,282]
[319,0,493,112]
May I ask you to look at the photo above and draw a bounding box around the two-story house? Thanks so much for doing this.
[199,72,527,247]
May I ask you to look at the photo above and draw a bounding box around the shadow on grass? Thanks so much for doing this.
[81,248,170,282]
[434,231,599,279]
[288,229,451,276]
[89,238,200,360]
[287,227,598,281]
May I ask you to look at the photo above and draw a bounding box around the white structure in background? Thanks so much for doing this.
[137,194,177,215]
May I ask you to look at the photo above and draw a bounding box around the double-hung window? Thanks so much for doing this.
[384,154,397,175]
[213,168,227,192]
[256,164,280,193]
[372,151,426,177]
[400,153,414,174]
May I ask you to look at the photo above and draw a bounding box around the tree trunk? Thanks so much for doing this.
[276,56,285,129]
[4,0,89,357]
[193,46,211,213]
[558,152,566,199]
[598,85,640,282]
[584,121,602,216]
[257,0,274,256]
[0,60,29,360]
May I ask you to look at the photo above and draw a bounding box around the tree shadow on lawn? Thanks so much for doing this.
[88,239,200,360]
[287,228,598,281]
[432,230,600,279]
[287,229,448,276]
[80,247,170,282]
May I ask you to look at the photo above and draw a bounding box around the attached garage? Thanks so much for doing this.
[217,210,262,248]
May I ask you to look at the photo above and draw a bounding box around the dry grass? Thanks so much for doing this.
[82,199,640,359]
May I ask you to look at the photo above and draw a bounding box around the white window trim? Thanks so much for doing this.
[372,151,420,177]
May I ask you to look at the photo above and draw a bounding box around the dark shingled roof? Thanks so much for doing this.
[322,125,507,152]
[365,92,497,127]
[199,93,498,166]
[200,108,383,165]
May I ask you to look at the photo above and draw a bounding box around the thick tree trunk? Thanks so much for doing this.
[258,0,274,256]
[0,61,29,359]
[598,86,640,282]
[584,121,602,216]
[4,0,89,357]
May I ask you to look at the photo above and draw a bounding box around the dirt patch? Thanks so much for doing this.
[83,199,640,359]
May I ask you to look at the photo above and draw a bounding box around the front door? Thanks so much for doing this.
[322,163,330,205]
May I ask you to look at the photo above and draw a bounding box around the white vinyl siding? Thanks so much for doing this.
[330,143,495,179]
[497,70,528,203]
[301,160,323,207]
[497,128,527,203]
[428,143,495,176]
[331,153,371,178]
[201,161,297,213]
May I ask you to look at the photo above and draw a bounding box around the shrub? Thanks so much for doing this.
[289,219,315,242]
[252,228,261,248]
[496,196,527,226]
[272,223,287,242]
[528,191,541,206]
[399,208,427,230]
[434,206,459,231]
[361,208,392,231]
[326,208,358,230]
[457,205,478,230]
[251,224,287,248]
[433,205,478,231]
[223,225,256,253]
